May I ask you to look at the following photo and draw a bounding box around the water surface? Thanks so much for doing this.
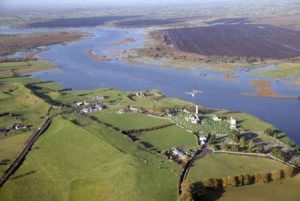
[2,27,300,144]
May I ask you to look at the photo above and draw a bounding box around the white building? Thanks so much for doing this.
[189,115,200,124]
[171,148,186,160]
[75,101,89,107]
[199,136,207,145]
[230,116,237,130]
[135,92,144,97]
[129,107,138,112]
[212,115,222,122]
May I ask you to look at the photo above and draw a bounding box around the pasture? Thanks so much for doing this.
[91,110,172,130]
[187,153,288,183]
[0,116,180,201]
[139,125,197,152]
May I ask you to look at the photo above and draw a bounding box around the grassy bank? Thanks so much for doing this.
[254,62,300,86]
[0,60,54,78]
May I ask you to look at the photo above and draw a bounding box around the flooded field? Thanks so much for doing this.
[164,24,300,59]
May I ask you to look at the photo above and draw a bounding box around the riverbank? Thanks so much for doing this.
[0,32,85,57]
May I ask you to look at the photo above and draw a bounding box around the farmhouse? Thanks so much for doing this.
[212,115,222,122]
[170,147,188,161]
[75,101,89,107]
[135,91,145,97]
[13,124,27,130]
[199,135,207,146]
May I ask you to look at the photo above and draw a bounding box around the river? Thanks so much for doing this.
[2,27,300,144]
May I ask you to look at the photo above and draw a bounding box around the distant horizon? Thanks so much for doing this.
[0,0,273,9]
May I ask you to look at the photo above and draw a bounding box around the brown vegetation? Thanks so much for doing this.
[86,49,111,61]
[198,166,297,189]
[180,180,193,201]
[244,80,299,99]
[0,32,83,56]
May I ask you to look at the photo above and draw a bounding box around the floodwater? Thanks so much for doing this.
[1,27,300,144]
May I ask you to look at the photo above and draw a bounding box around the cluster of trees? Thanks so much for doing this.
[201,166,297,189]
[122,123,174,134]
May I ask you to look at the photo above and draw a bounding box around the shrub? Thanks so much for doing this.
[271,147,285,161]
[271,169,285,181]
[264,128,274,136]
[180,180,193,201]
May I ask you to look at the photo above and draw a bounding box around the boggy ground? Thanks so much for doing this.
[164,24,300,59]
[0,32,83,56]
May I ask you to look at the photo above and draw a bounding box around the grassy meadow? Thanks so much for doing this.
[188,153,289,183]
[0,116,180,201]
[91,110,171,130]
[0,60,54,78]
[139,125,197,152]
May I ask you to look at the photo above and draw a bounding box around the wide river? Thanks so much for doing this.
[2,27,300,144]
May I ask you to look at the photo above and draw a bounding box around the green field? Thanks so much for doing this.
[0,116,180,201]
[188,153,288,183]
[139,125,197,151]
[0,82,50,128]
[0,61,53,78]
[0,132,32,174]
[91,110,172,130]
[219,174,300,201]
[254,62,300,86]
[0,133,31,160]
[0,81,50,175]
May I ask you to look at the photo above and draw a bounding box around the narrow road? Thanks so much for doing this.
[178,145,212,194]
[0,118,52,187]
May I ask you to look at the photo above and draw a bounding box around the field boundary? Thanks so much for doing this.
[0,118,52,187]
[121,123,175,134]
